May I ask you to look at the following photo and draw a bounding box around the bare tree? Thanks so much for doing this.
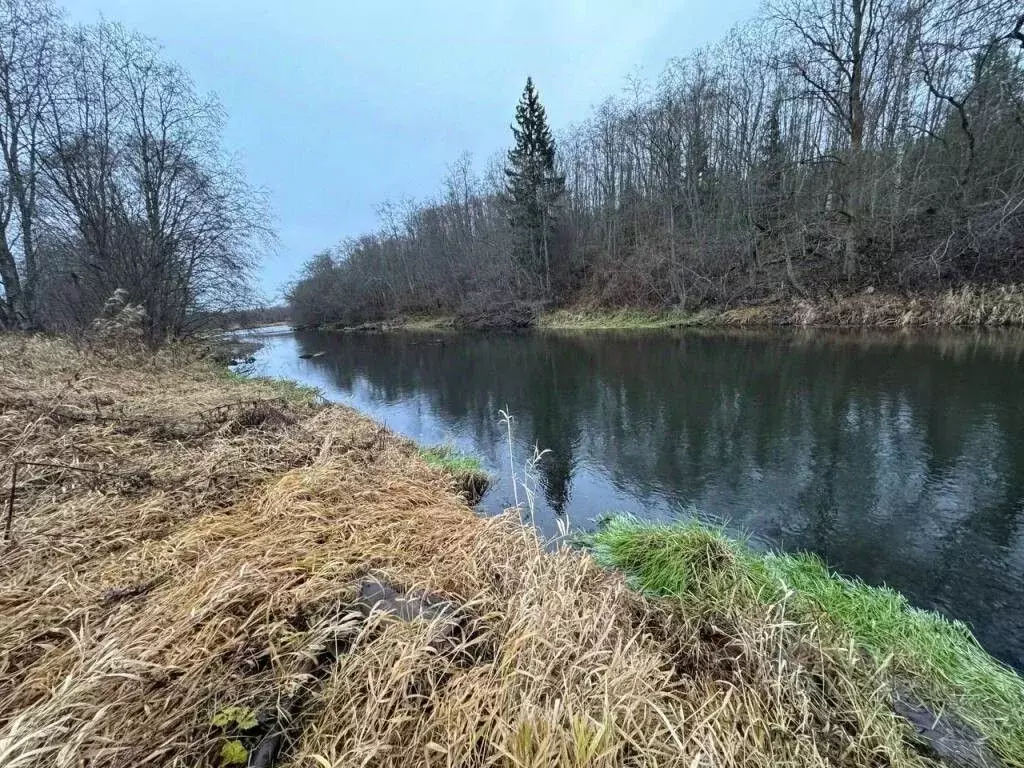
[32,20,271,339]
[0,0,60,328]
[289,0,1024,326]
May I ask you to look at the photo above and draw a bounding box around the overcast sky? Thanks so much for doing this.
[59,0,760,300]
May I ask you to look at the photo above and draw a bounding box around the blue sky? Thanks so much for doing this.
[60,0,760,300]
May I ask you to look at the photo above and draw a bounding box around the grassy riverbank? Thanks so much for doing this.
[2,336,1021,767]
[589,519,1024,767]
[541,285,1024,330]
[418,444,491,504]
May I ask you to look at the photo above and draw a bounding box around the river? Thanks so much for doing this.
[238,325,1024,669]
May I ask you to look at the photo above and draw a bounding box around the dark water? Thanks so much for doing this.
[241,326,1024,669]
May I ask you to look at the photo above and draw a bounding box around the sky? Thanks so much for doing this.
[59,0,760,301]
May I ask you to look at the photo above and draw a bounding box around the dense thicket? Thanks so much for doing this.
[290,0,1024,327]
[0,0,269,339]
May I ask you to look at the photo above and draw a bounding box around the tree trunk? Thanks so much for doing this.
[844,0,867,280]
[0,233,27,328]
[541,213,551,298]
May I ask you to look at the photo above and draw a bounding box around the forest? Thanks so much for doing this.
[0,0,269,340]
[289,0,1024,328]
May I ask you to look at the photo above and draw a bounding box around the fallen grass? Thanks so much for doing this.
[540,286,1024,330]
[589,517,1024,766]
[0,336,975,767]
[419,444,491,505]
[539,307,715,330]
[401,315,457,331]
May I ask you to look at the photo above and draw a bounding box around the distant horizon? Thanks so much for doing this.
[58,0,761,300]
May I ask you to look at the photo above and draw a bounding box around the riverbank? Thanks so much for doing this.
[589,519,1024,767]
[2,337,1022,767]
[543,285,1024,330]
[318,285,1024,333]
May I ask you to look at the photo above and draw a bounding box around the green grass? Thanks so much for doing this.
[587,517,1024,766]
[419,445,484,474]
[260,377,324,406]
[418,445,491,504]
[219,368,324,407]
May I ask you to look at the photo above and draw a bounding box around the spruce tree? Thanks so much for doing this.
[757,100,786,226]
[504,77,565,296]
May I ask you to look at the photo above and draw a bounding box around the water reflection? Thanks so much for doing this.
[245,327,1024,668]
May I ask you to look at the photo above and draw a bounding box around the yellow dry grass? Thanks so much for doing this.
[541,285,1024,331]
[0,336,935,767]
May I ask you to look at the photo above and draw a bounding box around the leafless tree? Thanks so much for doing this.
[287,0,1024,325]
[0,0,60,328]
[1,5,270,338]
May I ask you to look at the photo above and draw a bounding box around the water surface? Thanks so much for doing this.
[241,326,1024,669]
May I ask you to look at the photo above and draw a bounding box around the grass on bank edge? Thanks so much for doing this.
[418,444,492,504]
[532,286,1024,330]
[419,444,484,474]
[587,517,1024,766]
[219,367,324,407]
[307,285,1024,333]
[538,307,719,330]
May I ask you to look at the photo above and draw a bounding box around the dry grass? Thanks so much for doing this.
[538,308,709,330]
[540,286,1024,330]
[934,285,1024,326]
[591,519,1024,766]
[773,286,1024,327]
[0,336,939,768]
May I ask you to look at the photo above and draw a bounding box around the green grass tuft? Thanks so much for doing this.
[419,445,491,504]
[587,517,1024,766]
[587,518,760,603]
[419,445,484,474]
[257,376,324,406]
[219,367,324,407]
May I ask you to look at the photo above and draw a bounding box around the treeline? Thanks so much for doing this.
[0,0,269,339]
[290,0,1024,327]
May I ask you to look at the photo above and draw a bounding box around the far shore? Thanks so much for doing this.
[291,284,1024,334]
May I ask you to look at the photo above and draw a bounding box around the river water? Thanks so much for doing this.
[239,326,1024,669]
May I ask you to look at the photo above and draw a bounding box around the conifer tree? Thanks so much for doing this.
[504,77,565,296]
[757,99,787,225]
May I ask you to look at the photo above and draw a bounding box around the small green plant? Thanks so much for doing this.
[212,705,258,730]
[219,739,248,766]
[212,705,258,767]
